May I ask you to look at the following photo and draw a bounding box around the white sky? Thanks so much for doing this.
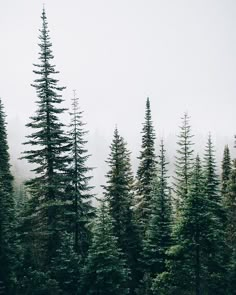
[1,0,236,188]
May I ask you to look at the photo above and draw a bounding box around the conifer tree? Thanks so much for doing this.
[204,135,226,222]
[221,145,231,200]
[174,113,194,210]
[203,135,228,293]
[154,155,226,295]
[140,140,172,294]
[225,159,236,292]
[67,90,94,256]
[79,200,130,295]
[0,99,14,195]
[103,127,140,293]
[0,99,16,294]
[22,8,70,263]
[136,97,157,232]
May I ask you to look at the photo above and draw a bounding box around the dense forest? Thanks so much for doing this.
[0,8,236,295]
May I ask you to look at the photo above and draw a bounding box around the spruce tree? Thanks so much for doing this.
[103,127,140,294]
[0,99,14,195]
[204,135,226,222]
[67,90,94,256]
[203,135,228,293]
[140,140,172,294]
[79,200,130,295]
[174,113,194,211]
[225,159,236,293]
[154,156,226,295]
[22,8,69,263]
[136,97,157,232]
[221,145,231,201]
[0,99,16,294]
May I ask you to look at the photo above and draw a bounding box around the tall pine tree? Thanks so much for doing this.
[67,90,94,256]
[221,145,231,201]
[140,140,172,294]
[174,113,194,211]
[22,8,70,264]
[103,127,140,294]
[0,98,16,294]
[135,97,157,232]
[203,134,228,293]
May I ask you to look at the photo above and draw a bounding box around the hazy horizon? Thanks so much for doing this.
[1,0,236,192]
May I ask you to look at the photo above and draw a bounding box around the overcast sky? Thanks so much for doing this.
[1,0,236,187]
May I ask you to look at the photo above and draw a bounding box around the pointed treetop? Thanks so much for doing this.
[205,133,215,155]
[72,89,79,112]
[42,4,47,20]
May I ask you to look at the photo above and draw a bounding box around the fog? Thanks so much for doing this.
[1,0,236,194]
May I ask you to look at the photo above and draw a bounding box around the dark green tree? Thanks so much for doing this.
[204,135,226,222]
[67,90,94,256]
[221,145,231,201]
[136,97,157,232]
[224,159,236,293]
[139,140,172,294]
[0,99,16,294]
[174,113,194,211]
[103,127,140,294]
[0,99,14,195]
[50,233,81,295]
[153,155,226,295]
[203,135,228,293]
[79,200,130,295]
[22,8,70,264]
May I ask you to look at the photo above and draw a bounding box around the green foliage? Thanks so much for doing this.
[136,97,157,232]
[157,155,228,294]
[221,145,231,200]
[203,136,229,294]
[21,8,70,263]
[79,200,130,295]
[1,7,235,293]
[0,99,14,195]
[174,113,194,210]
[103,127,141,293]
[225,159,236,293]
[17,268,61,295]
[140,140,172,294]
[0,99,16,294]
[50,233,81,295]
[66,91,94,256]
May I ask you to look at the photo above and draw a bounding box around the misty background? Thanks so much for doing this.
[1,0,236,194]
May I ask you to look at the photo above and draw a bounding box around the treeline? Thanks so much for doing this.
[0,8,236,295]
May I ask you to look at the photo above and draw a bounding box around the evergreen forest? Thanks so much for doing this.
[0,8,236,295]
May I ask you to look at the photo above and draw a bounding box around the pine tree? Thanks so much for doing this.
[67,90,94,256]
[203,135,228,293]
[103,127,140,293]
[136,97,157,232]
[204,135,226,222]
[22,8,70,263]
[0,99,14,195]
[154,155,226,295]
[174,113,194,211]
[221,145,231,201]
[140,140,172,294]
[225,159,236,293]
[0,99,16,294]
[79,200,130,295]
